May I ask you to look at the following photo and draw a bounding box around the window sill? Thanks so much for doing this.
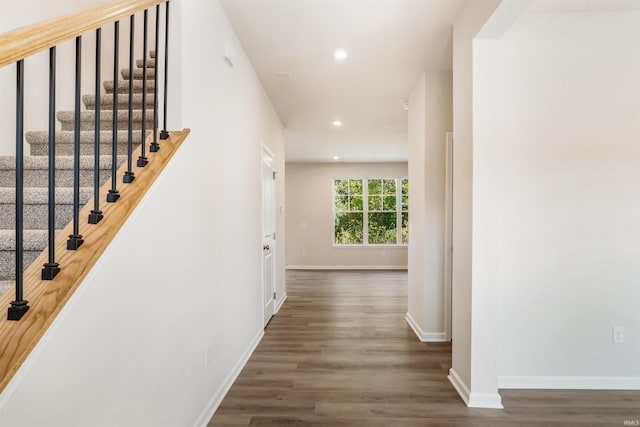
[332,244,408,248]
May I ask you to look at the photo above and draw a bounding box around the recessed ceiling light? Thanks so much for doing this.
[333,156,340,160]
[333,49,348,60]
[332,120,343,127]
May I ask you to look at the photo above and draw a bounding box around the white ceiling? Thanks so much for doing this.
[219,0,466,162]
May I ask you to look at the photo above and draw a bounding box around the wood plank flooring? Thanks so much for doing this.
[208,270,640,426]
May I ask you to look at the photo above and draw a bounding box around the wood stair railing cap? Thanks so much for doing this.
[0,0,167,69]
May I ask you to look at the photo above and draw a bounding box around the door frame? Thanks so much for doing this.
[444,132,454,341]
[261,145,277,328]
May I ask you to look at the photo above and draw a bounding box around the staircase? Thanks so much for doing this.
[0,53,156,296]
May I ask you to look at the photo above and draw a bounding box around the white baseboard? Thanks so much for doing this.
[448,368,471,405]
[405,313,447,342]
[448,368,503,409]
[275,293,287,313]
[499,375,640,390]
[468,392,503,408]
[195,329,264,426]
[286,265,408,270]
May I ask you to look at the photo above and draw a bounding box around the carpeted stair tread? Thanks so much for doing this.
[29,142,140,157]
[0,155,127,187]
[0,154,127,171]
[26,130,150,145]
[0,188,93,231]
[0,251,45,280]
[25,131,148,156]
[83,93,155,110]
[136,58,156,68]
[0,280,12,296]
[0,187,93,230]
[103,79,156,95]
[57,109,154,131]
[1,53,156,281]
[121,68,155,80]
[0,186,93,204]
[0,229,54,251]
[0,229,61,280]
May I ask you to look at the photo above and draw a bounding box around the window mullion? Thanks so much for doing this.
[363,179,369,244]
[333,179,339,245]
[396,179,401,245]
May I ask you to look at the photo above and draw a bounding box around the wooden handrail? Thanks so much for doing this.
[0,0,166,69]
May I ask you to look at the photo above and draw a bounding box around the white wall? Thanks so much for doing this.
[451,0,640,408]
[286,162,408,269]
[468,0,538,406]
[450,0,502,408]
[0,1,286,425]
[406,71,452,342]
[493,7,640,388]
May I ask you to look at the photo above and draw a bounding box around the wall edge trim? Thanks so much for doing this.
[468,392,503,409]
[498,375,640,390]
[275,294,287,313]
[449,369,503,408]
[405,313,447,342]
[448,368,471,405]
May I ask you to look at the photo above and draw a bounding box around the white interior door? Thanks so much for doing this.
[444,132,454,341]
[262,148,276,327]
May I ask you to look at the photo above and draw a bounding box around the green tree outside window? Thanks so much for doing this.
[334,178,408,245]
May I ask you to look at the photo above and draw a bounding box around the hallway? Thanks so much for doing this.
[208,270,640,426]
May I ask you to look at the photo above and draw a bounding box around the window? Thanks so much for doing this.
[334,179,364,244]
[334,178,408,245]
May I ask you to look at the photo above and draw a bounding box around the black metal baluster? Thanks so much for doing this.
[123,14,135,183]
[137,9,149,168]
[67,36,84,250]
[149,4,160,152]
[107,21,121,203]
[159,1,170,140]
[89,28,104,224]
[9,60,29,321]
[42,47,60,280]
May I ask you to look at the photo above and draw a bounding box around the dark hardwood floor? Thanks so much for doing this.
[208,270,640,427]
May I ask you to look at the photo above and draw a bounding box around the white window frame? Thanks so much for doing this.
[333,177,408,247]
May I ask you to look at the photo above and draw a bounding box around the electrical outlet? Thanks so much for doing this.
[302,250,307,257]
[613,326,625,344]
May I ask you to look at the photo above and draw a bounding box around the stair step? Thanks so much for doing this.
[83,93,155,110]
[0,229,57,281]
[0,155,127,187]
[0,186,93,205]
[136,58,156,68]
[0,53,160,282]
[0,280,11,296]
[121,68,155,80]
[25,130,151,156]
[26,130,149,145]
[0,229,51,250]
[29,142,142,157]
[103,79,156,95]
[57,110,155,131]
[0,187,93,230]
